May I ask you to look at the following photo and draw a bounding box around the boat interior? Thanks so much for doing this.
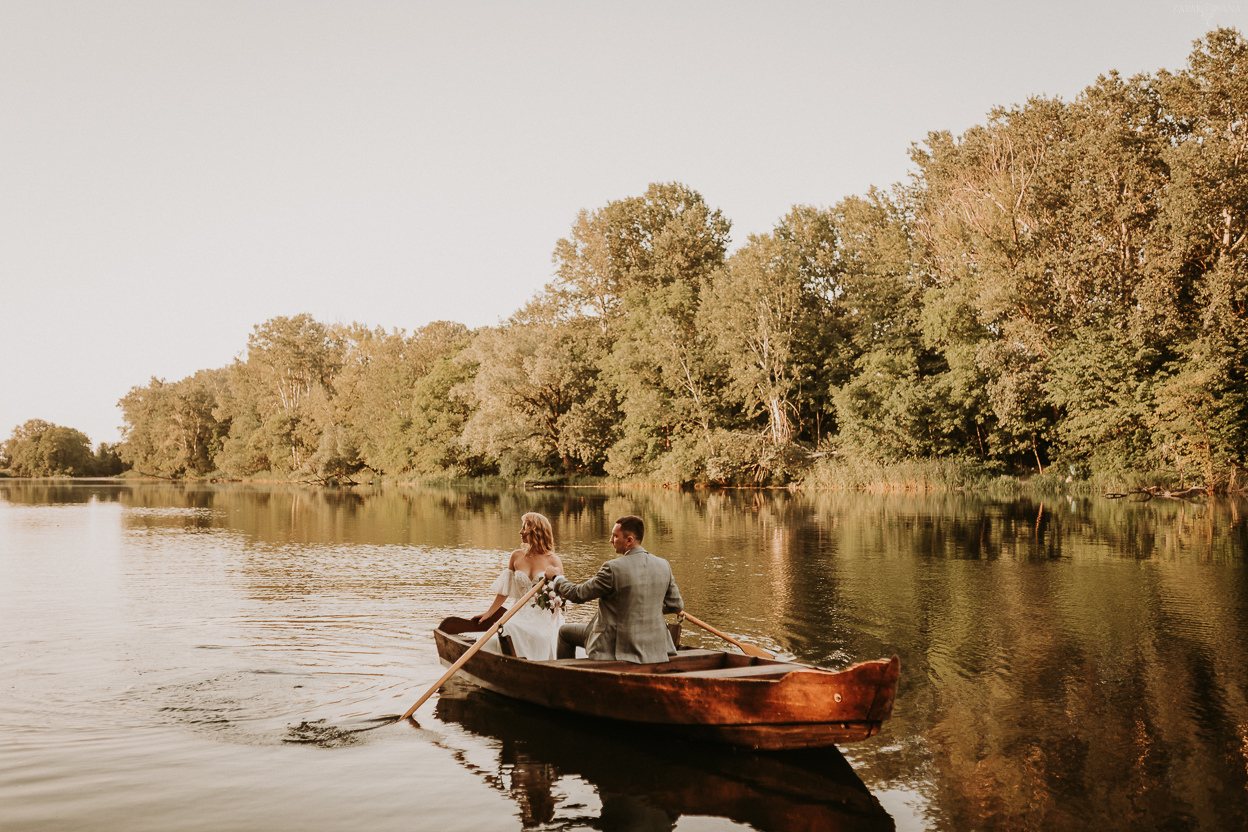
[454,633,811,678]
[545,649,810,677]
[440,615,822,679]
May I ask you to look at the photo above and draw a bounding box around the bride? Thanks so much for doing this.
[474,512,565,660]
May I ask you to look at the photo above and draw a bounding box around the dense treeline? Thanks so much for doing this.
[8,31,1247,489]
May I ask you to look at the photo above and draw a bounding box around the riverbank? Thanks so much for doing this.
[7,461,1241,497]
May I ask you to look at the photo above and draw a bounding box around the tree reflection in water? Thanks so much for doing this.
[430,677,895,832]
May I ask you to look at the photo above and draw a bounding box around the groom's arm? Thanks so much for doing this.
[553,563,615,604]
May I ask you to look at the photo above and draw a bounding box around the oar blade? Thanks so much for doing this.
[739,642,775,659]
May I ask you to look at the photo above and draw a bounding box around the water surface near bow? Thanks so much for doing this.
[1,481,1245,831]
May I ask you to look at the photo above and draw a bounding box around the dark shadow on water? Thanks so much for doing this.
[284,718,370,748]
[429,677,895,832]
[282,716,400,747]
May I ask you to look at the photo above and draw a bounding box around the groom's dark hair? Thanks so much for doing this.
[615,515,645,542]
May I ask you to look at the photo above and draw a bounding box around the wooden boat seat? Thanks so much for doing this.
[673,664,806,679]
[552,649,728,673]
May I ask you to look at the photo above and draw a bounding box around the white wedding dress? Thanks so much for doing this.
[480,569,563,661]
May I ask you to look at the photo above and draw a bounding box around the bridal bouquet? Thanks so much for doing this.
[532,582,564,615]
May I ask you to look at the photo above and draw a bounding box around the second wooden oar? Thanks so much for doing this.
[680,611,775,659]
[400,577,547,721]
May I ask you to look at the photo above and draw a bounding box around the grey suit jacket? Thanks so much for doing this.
[553,545,683,663]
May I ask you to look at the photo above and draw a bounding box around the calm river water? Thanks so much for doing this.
[1,481,1245,831]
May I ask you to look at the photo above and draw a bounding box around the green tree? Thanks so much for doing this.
[92,442,127,477]
[605,275,729,479]
[909,97,1078,469]
[306,422,367,484]
[118,369,229,477]
[1025,70,1172,472]
[551,181,732,329]
[215,314,343,476]
[330,320,473,476]
[554,183,732,479]
[2,420,96,477]
[408,351,493,476]
[1147,28,1248,484]
[702,209,832,449]
[811,189,990,462]
[458,319,607,476]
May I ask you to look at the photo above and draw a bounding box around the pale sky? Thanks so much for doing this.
[3,0,1246,446]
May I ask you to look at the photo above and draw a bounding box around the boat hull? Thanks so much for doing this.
[432,618,899,751]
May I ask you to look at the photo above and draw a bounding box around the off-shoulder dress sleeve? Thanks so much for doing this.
[489,569,514,598]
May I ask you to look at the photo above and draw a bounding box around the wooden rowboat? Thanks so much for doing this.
[433,615,899,751]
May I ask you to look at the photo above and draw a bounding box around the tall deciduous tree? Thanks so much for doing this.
[458,318,608,476]
[552,182,732,327]
[551,182,732,479]
[910,97,1076,469]
[703,206,836,448]
[330,320,473,476]
[827,189,991,461]
[215,314,343,476]
[118,369,229,477]
[407,349,492,477]
[1140,29,1248,485]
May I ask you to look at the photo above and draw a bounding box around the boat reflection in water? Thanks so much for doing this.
[430,678,895,831]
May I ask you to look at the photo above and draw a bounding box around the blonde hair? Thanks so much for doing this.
[519,512,554,555]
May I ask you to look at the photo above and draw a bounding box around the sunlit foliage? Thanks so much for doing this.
[0,28,1210,488]
[2,420,125,477]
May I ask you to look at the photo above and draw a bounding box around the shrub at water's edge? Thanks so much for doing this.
[799,452,997,492]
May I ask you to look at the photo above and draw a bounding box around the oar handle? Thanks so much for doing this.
[400,576,547,720]
[680,611,740,645]
[680,611,775,659]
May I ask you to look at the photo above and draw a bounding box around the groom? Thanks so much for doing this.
[544,515,684,663]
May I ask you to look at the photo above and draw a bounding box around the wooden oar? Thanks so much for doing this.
[399,576,547,721]
[680,611,775,659]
